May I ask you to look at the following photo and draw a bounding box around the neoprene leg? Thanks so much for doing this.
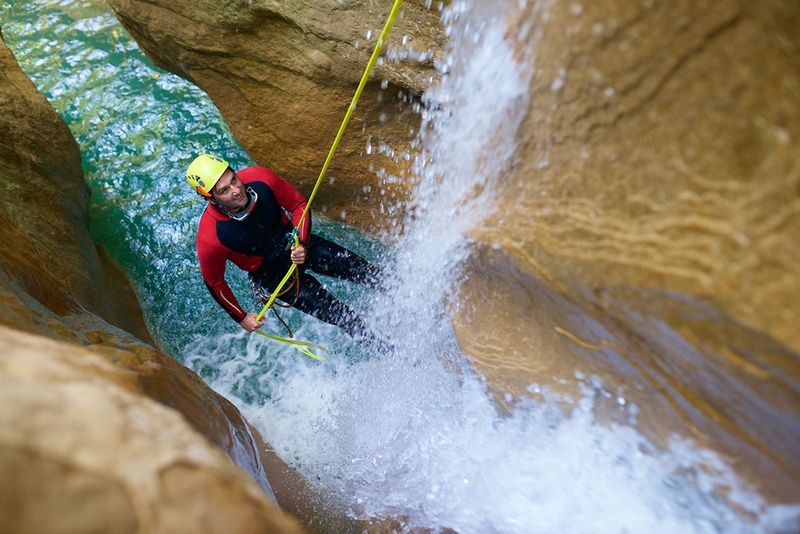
[305,235,381,288]
[280,272,369,339]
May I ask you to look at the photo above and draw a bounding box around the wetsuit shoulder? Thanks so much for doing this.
[239,166,311,243]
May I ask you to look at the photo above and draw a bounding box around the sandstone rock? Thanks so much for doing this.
[0,326,302,534]
[453,0,800,502]
[106,0,445,231]
[0,26,152,345]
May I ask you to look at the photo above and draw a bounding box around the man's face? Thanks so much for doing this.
[211,168,248,211]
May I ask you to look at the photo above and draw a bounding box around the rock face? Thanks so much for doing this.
[0,32,151,344]
[453,0,800,503]
[0,34,301,533]
[106,0,444,231]
[0,327,301,533]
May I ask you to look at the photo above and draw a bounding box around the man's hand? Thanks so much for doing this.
[290,243,307,265]
[239,312,265,332]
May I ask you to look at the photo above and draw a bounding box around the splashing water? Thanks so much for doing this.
[3,0,799,532]
[185,3,800,533]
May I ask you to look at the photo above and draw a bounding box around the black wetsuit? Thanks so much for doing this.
[251,234,381,340]
[196,165,380,341]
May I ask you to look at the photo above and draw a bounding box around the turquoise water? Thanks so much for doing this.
[4,1,799,532]
[0,0,380,366]
[1,0,246,357]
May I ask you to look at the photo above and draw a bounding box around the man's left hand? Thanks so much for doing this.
[290,243,307,264]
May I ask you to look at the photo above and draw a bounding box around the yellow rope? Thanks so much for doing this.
[254,329,329,361]
[254,0,404,358]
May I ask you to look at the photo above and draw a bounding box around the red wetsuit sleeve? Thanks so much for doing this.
[263,169,311,244]
[197,215,248,323]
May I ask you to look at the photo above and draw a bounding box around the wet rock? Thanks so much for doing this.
[454,0,800,503]
[0,327,302,533]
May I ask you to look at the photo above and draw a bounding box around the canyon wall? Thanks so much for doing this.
[0,32,302,533]
[454,0,800,503]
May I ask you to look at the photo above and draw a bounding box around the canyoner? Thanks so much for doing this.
[186,0,404,360]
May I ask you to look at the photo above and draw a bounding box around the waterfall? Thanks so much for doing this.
[3,0,798,531]
[183,2,799,532]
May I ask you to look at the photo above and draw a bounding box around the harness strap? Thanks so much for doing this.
[273,271,300,307]
[271,306,294,337]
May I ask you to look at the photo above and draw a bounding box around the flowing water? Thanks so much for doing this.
[3,1,799,532]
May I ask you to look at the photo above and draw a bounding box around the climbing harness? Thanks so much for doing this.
[253,0,404,360]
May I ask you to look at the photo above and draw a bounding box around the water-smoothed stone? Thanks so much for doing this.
[453,0,800,503]
[0,34,302,531]
[0,327,302,533]
[106,0,445,232]
[0,28,151,342]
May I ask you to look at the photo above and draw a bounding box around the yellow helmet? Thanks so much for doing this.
[186,154,229,198]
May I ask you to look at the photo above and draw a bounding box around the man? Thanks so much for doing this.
[186,153,383,345]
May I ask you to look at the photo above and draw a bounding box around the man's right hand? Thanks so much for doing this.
[239,312,265,332]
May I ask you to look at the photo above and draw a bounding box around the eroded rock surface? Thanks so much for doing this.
[454,0,800,502]
[0,327,302,533]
